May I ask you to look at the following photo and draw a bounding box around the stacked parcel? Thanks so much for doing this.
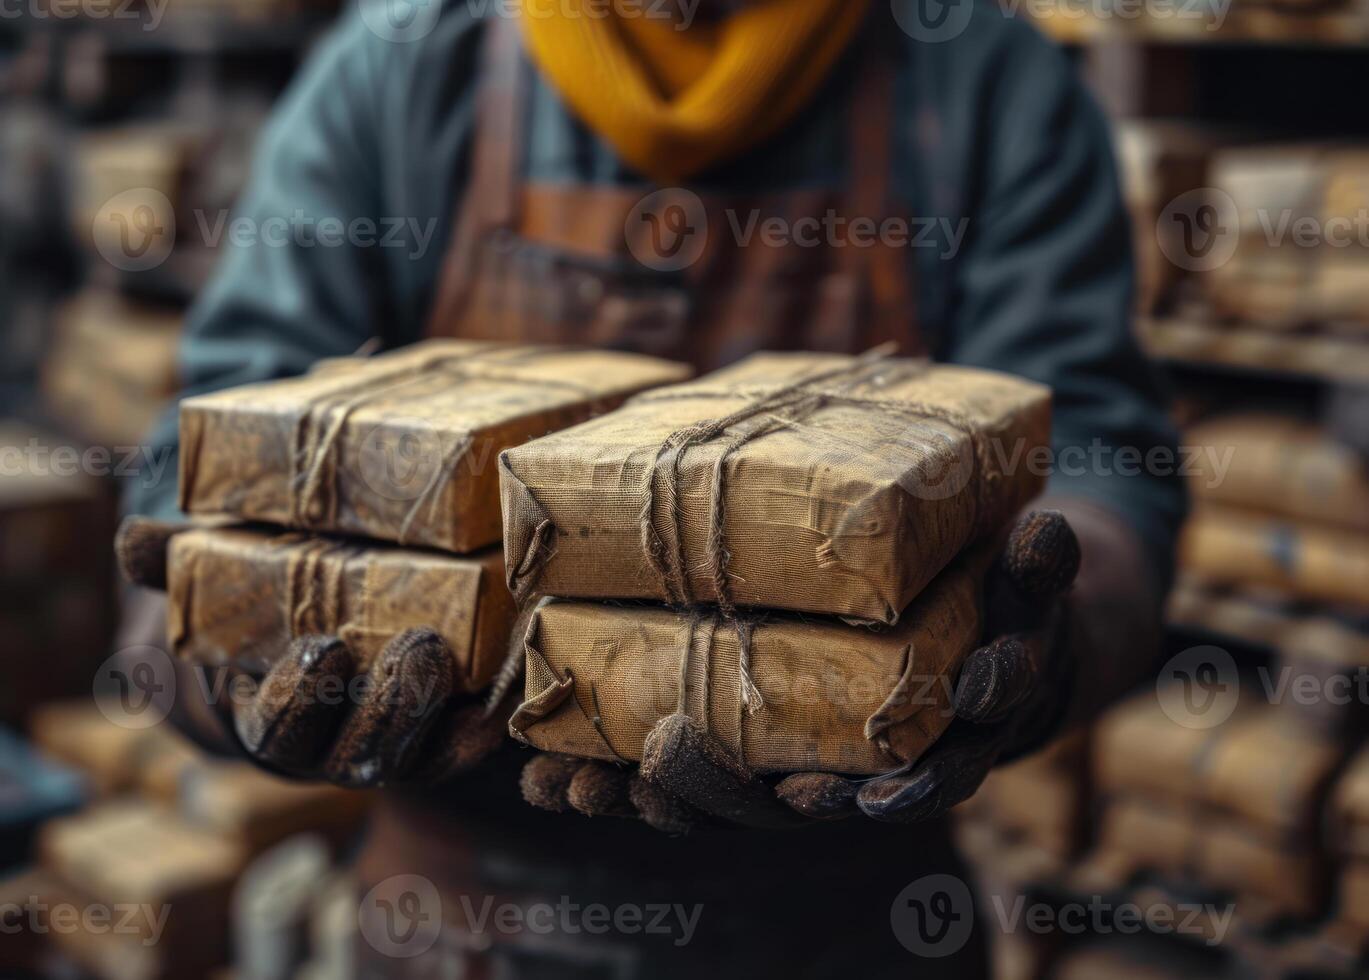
[1084,692,1347,922]
[502,350,1051,775]
[164,340,691,686]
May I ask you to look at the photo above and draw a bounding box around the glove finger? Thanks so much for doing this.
[628,776,696,835]
[1000,510,1080,602]
[567,762,637,818]
[775,772,858,821]
[234,635,357,775]
[640,713,806,829]
[953,634,1035,725]
[114,516,186,590]
[856,723,1010,824]
[518,753,698,830]
[405,696,511,785]
[323,628,455,788]
[521,753,589,813]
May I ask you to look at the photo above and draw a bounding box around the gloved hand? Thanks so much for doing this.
[115,517,509,788]
[520,509,1081,832]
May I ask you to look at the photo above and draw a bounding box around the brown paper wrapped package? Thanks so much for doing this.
[511,555,982,775]
[1096,695,1344,836]
[1331,747,1369,861]
[168,525,516,693]
[1180,505,1369,606]
[1186,414,1369,533]
[1087,798,1326,920]
[178,341,691,553]
[1094,692,1254,808]
[500,351,1049,624]
[41,801,249,951]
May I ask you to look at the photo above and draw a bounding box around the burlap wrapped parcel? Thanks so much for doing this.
[1087,798,1327,921]
[1096,695,1344,836]
[510,555,982,775]
[168,525,516,693]
[178,341,691,553]
[500,351,1050,624]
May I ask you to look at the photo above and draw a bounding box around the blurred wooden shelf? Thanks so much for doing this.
[5,8,333,56]
[1029,7,1369,47]
[1138,314,1369,384]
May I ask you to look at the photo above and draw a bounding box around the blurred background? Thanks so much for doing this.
[2,1,1369,977]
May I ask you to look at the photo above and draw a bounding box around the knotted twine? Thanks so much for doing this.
[632,344,995,723]
[515,601,772,766]
[288,346,594,545]
[279,535,400,653]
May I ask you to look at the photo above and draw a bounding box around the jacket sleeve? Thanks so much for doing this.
[123,13,394,519]
[941,23,1187,588]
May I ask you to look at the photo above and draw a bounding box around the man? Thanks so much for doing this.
[121,0,1185,975]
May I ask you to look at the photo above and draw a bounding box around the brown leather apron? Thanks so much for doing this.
[423,16,922,372]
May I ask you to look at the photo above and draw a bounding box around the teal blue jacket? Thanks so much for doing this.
[128,0,1186,582]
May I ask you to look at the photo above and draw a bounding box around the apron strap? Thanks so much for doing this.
[843,26,922,354]
[425,16,527,337]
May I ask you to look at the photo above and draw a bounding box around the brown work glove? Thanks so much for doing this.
[520,509,1081,832]
[115,517,508,788]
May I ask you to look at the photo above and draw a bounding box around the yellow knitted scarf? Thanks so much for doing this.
[518,0,871,183]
